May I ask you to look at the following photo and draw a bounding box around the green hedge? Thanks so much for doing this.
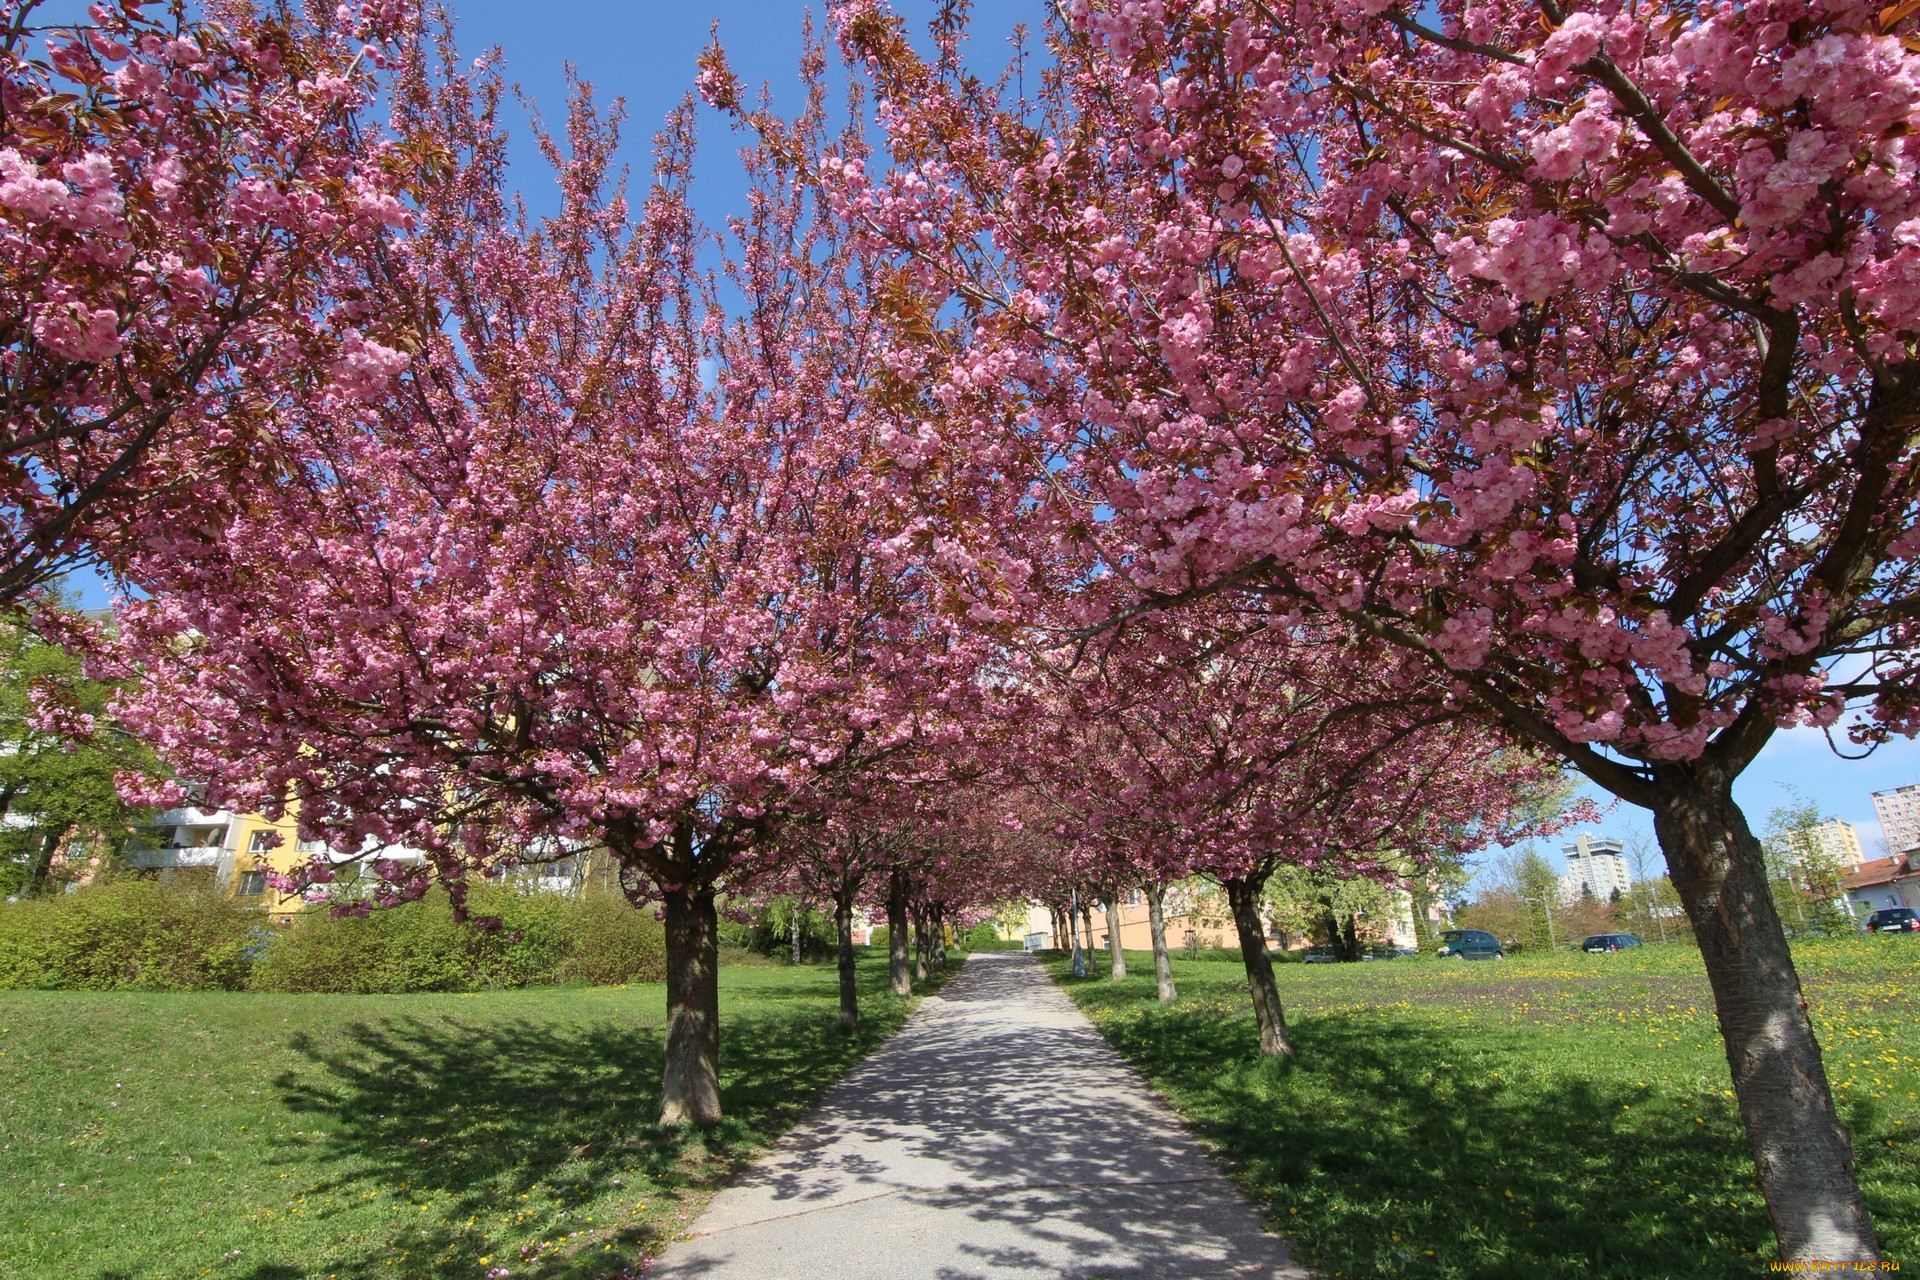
[1175,945,1249,962]
[249,887,666,993]
[0,878,253,990]
[0,880,666,993]
[962,927,1025,951]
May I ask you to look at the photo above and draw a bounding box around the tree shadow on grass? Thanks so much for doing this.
[264,998,908,1280]
[1093,1004,1788,1280]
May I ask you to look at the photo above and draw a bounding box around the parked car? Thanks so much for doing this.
[1582,933,1642,953]
[1301,945,1339,964]
[1865,907,1920,934]
[1436,929,1504,960]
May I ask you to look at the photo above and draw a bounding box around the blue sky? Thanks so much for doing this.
[49,0,1920,875]
[398,0,1044,224]
[1550,727,1920,882]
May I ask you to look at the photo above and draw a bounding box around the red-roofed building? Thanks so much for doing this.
[1840,852,1920,917]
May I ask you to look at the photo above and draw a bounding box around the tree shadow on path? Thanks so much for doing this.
[656,954,1304,1280]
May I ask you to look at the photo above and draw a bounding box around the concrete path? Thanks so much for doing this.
[652,951,1308,1280]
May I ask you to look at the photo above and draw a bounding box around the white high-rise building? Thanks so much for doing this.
[1788,818,1862,868]
[1871,782,1920,855]
[1560,834,1633,902]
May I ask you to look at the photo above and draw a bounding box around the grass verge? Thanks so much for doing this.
[0,953,925,1280]
[1050,939,1920,1280]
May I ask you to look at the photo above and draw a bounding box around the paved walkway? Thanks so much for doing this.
[653,951,1307,1280]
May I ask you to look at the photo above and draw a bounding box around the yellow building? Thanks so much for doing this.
[124,805,424,918]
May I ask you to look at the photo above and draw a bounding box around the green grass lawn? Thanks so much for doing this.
[1052,940,1920,1280]
[0,954,923,1280]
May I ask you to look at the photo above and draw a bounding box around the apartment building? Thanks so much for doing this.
[1788,818,1863,868]
[1871,782,1920,855]
[1560,834,1633,902]
[124,805,424,918]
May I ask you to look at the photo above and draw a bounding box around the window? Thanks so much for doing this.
[237,871,267,897]
[248,831,276,854]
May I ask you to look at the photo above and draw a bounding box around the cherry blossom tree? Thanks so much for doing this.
[831,0,1918,1256]
[112,39,988,1126]
[1027,601,1558,1053]
[1,0,413,607]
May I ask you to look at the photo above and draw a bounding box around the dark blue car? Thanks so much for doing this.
[1436,929,1503,960]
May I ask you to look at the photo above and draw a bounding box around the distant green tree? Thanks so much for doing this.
[1761,794,1855,938]
[1263,864,1393,961]
[0,614,164,896]
[1620,831,1690,943]
[1466,847,1566,952]
[965,921,1003,950]
[743,895,836,963]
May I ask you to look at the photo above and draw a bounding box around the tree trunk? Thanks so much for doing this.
[791,900,803,965]
[1105,891,1127,979]
[659,886,722,1126]
[1339,911,1363,962]
[1075,890,1090,971]
[1652,773,1879,1263]
[1225,875,1291,1056]
[1078,901,1095,962]
[1051,904,1068,950]
[23,823,71,897]
[1146,882,1176,1002]
[930,903,949,973]
[887,868,912,996]
[912,904,929,981]
[834,893,858,1034]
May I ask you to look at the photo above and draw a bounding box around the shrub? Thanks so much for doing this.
[962,923,1022,951]
[250,887,663,993]
[0,879,671,994]
[0,877,252,990]
[740,897,838,962]
[559,892,667,986]
[1180,946,1249,963]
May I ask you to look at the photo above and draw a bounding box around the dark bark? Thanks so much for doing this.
[1078,902,1096,962]
[911,903,929,981]
[659,885,722,1126]
[1105,891,1127,979]
[1324,909,1364,962]
[22,822,70,896]
[1225,875,1291,1056]
[1652,773,1879,1262]
[834,892,858,1034]
[930,902,949,973]
[887,867,912,996]
[1145,882,1176,1002]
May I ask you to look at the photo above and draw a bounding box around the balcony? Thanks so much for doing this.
[123,844,226,870]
